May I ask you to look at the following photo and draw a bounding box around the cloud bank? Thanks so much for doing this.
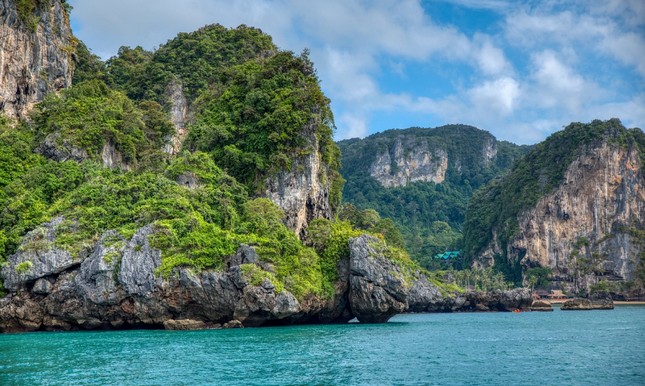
[69,0,645,144]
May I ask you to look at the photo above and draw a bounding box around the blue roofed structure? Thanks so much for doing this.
[433,251,461,259]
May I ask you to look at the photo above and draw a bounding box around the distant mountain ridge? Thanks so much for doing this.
[338,124,530,265]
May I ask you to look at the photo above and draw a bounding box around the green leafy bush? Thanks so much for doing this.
[15,260,33,274]
[32,80,172,166]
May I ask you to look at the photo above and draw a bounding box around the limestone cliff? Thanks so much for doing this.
[369,138,449,187]
[162,79,189,155]
[338,125,528,262]
[0,0,74,119]
[467,120,645,297]
[265,117,335,237]
[339,125,515,189]
[510,142,644,294]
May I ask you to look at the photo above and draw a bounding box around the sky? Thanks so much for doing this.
[68,0,645,145]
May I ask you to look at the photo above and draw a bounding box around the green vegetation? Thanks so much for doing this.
[101,25,342,198]
[339,125,529,266]
[240,263,284,294]
[0,24,352,300]
[337,204,405,248]
[305,219,361,295]
[186,50,337,192]
[72,40,106,84]
[32,80,172,167]
[525,267,552,290]
[105,25,275,103]
[16,0,48,31]
[447,267,512,292]
[15,260,33,274]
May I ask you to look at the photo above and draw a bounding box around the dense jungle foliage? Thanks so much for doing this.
[0,24,359,299]
[338,125,529,268]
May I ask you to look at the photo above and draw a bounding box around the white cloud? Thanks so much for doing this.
[68,0,644,144]
[469,77,520,116]
[503,5,645,78]
[529,51,590,111]
[473,35,512,76]
[337,113,369,140]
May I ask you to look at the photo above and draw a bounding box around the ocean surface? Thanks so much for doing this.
[1,305,643,386]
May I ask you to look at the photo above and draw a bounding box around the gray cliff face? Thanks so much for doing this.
[0,0,73,119]
[265,119,332,236]
[370,138,449,187]
[366,133,498,188]
[485,142,645,295]
[100,139,132,171]
[38,135,132,170]
[37,132,89,162]
[162,79,189,155]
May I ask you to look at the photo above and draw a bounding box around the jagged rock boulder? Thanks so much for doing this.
[407,274,447,312]
[118,225,161,297]
[0,217,79,291]
[225,244,260,269]
[590,292,615,310]
[496,288,533,311]
[232,277,301,327]
[37,132,89,162]
[163,319,207,330]
[348,235,408,323]
[531,300,553,311]
[562,298,593,310]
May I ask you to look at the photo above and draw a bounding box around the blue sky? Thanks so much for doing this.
[68,0,645,145]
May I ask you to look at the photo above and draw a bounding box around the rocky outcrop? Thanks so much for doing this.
[530,300,553,311]
[487,140,645,296]
[0,0,74,119]
[0,224,355,332]
[0,226,538,332]
[162,79,189,155]
[163,319,208,330]
[561,298,593,310]
[348,235,408,323]
[408,287,533,313]
[369,138,449,187]
[590,292,615,310]
[101,140,132,170]
[1,217,79,292]
[38,134,133,170]
[265,119,333,237]
[36,132,89,162]
[561,297,614,310]
[346,235,534,320]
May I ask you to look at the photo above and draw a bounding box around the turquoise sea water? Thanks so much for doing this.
[1,306,643,386]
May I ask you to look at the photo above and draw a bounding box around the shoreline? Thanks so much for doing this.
[542,299,645,305]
